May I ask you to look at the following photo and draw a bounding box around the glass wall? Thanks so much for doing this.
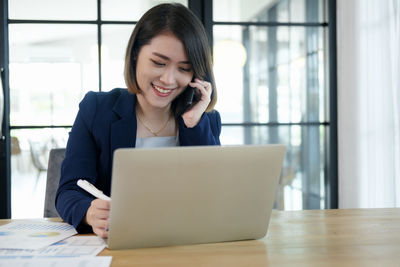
[213,0,328,210]
[7,0,188,218]
[6,0,330,218]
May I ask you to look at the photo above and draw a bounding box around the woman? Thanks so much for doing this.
[55,3,221,238]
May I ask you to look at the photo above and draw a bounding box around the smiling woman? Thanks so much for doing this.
[124,3,217,121]
[135,33,193,119]
[55,3,222,238]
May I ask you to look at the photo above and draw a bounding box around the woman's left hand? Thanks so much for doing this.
[181,78,212,128]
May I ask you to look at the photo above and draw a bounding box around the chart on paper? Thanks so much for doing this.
[0,221,77,250]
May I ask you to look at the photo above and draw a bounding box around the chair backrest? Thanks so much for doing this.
[44,148,66,218]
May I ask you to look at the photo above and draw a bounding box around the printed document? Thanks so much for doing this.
[0,256,112,267]
[0,220,77,250]
[0,236,106,258]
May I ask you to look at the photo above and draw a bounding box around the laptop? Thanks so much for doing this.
[107,145,286,249]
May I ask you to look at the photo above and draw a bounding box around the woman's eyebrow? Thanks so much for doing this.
[152,52,191,64]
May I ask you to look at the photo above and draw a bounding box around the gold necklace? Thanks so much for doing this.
[136,113,171,136]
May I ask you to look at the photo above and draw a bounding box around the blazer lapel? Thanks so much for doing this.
[110,91,137,154]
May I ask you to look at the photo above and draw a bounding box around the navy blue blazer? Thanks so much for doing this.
[55,88,221,232]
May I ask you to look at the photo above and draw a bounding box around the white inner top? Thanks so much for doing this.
[135,135,179,148]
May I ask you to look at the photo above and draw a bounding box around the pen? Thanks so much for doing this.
[77,179,111,201]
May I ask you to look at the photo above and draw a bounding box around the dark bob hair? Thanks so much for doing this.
[124,3,217,117]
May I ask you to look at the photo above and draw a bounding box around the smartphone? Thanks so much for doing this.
[177,86,200,116]
[184,86,195,107]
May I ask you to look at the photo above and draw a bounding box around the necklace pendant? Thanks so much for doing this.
[137,112,171,137]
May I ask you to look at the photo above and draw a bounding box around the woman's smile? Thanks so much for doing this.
[152,83,176,97]
[135,32,193,110]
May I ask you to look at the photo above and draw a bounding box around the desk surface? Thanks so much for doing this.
[2,208,400,266]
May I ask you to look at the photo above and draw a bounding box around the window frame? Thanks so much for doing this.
[0,0,337,218]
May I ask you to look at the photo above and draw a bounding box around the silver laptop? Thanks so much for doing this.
[107,145,286,249]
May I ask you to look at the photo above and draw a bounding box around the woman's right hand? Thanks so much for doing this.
[85,199,110,238]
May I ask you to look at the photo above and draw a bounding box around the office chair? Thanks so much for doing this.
[43,148,65,218]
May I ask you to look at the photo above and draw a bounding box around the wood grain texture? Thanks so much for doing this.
[2,208,399,266]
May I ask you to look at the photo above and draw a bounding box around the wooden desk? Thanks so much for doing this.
[2,208,400,266]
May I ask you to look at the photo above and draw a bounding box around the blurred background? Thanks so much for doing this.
[2,0,332,218]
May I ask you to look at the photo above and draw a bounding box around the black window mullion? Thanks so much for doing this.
[189,0,213,50]
[214,21,328,27]
[8,19,97,24]
[97,0,102,92]
[327,0,338,209]
[0,0,11,219]
[10,125,72,130]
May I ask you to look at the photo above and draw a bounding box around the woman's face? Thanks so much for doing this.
[135,32,194,110]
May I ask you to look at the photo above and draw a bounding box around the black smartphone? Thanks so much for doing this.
[176,85,200,116]
[184,86,195,107]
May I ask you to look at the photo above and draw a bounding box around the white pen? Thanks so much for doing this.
[77,179,111,201]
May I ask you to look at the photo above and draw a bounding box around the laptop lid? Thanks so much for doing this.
[107,145,286,249]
